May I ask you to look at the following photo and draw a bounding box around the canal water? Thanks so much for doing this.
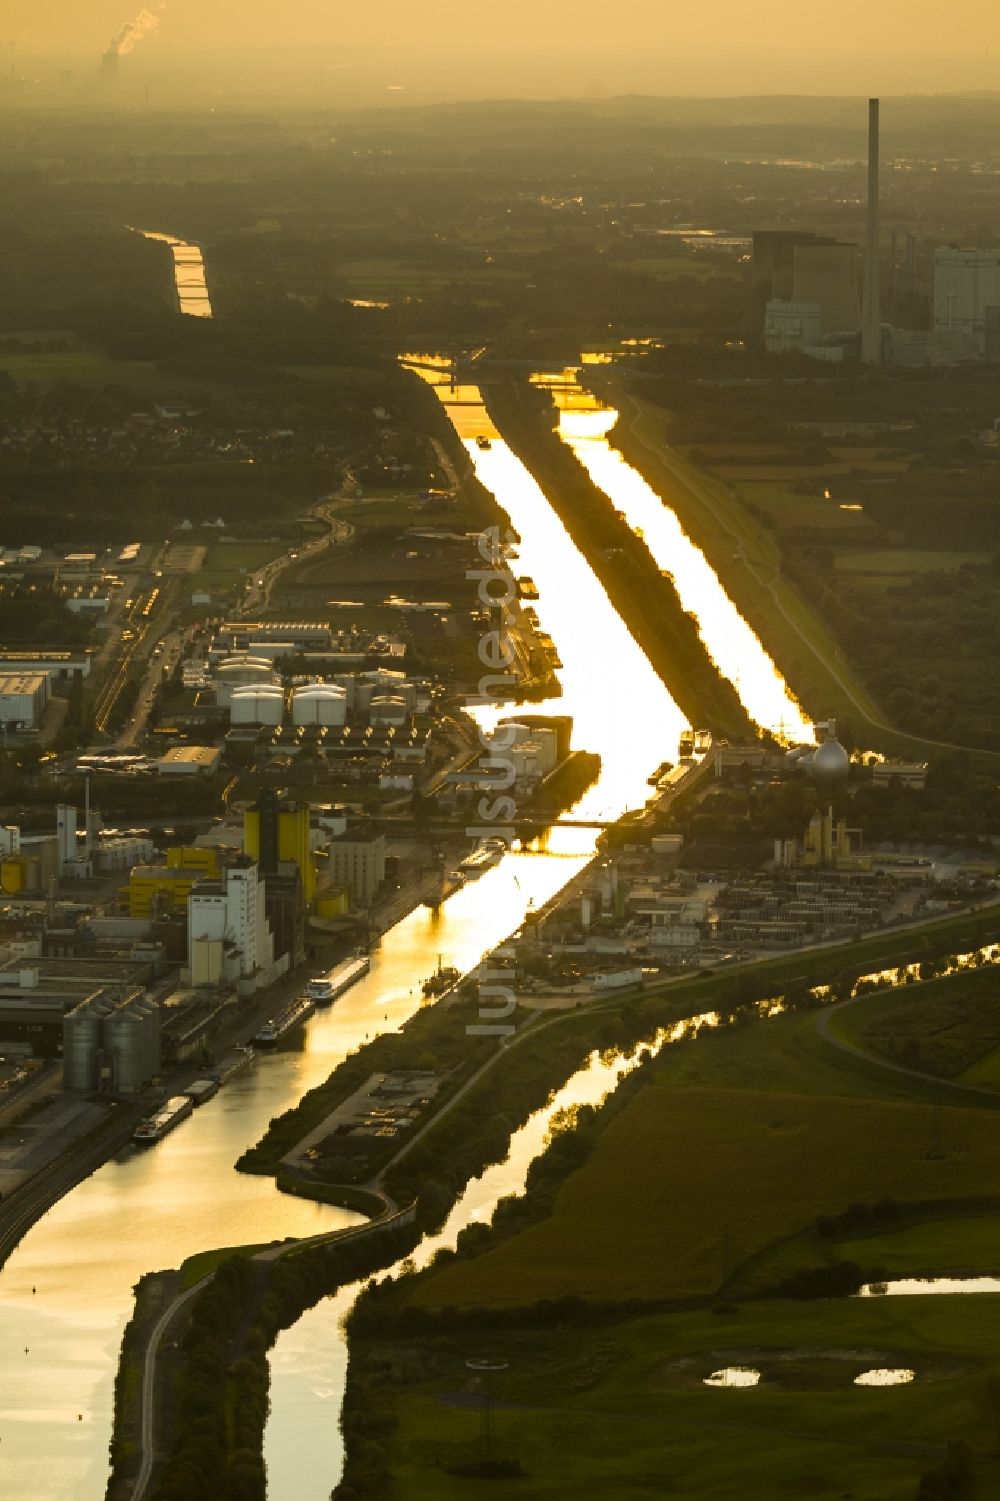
[535,370,812,743]
[0,367,685,1500]
[132,229,213,317]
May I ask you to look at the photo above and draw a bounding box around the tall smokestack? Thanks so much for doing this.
[862,97,882,366]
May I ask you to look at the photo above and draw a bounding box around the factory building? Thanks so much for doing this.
[156,746,222,776]
[328,823,386,907]
[0,650,92,681]
[0,672,50,729]
[63,989,161,1093]
[129,846,220,918]
[933,248,1000,355]
[187,858,276,991]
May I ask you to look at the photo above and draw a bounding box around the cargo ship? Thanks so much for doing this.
[253,996,316,1045]
[459,837,506,877]
[209,1047,254,1085]
[133,1094,194,1145]
[475,435,492,450]
[183,1077,220,1106]
[304,954,371,1005]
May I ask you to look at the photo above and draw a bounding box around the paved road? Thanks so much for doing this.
[131,1274,212,1501]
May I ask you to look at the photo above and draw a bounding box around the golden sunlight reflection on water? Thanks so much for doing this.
[133,228,213,317]
[538,370,812,743]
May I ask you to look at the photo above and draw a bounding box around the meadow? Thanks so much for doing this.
[378,1295,1000,1499]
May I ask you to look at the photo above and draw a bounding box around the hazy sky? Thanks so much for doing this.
[7,0,1000,95]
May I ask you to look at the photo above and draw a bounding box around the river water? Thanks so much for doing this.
[0,367,685,1499]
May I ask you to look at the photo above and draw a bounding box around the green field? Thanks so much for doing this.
[408,1079,1000,1308]
[0,342,197,392]
[835,550,983,575]
[739,480,879,537]
[828,968,1000,1083]
[337,257,520,300]
[375,1295,1000,1499]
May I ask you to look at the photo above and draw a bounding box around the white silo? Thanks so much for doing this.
[292,683,348,727]
[230,684,285,725]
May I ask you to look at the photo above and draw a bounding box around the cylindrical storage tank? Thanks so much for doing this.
[369,694,408,726]
[63,1005,104,1091]
[230,684,285,725]
[291,684,348,727]
[215,657,276,708]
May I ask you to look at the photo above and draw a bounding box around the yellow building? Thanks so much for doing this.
[129,845,220,918]
[315,885,350,919]
[243,793,315,905]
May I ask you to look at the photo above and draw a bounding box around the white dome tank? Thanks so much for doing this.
[291,683,348,727]
[230,684,285,726]
[369,694,408,726]
[808,737,850,783]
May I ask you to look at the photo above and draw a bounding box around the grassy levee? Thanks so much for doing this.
[105,1270,181,1501]
[484,377,754,741]
[602,377,1000,769]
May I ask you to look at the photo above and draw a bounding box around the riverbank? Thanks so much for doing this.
[485,378,753,742]
[603,376,1000,768]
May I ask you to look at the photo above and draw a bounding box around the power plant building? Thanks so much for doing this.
[792,242,861,335]
[933,249,1000,355]
[764,301,822,354]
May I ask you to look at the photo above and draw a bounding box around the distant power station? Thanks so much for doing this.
[753,96,1000,369]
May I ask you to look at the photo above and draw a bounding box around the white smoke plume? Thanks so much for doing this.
[107,3,165,58]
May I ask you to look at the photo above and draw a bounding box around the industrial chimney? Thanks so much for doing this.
[862,97,881,366]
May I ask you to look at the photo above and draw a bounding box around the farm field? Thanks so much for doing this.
[375,1295,1000,1500]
